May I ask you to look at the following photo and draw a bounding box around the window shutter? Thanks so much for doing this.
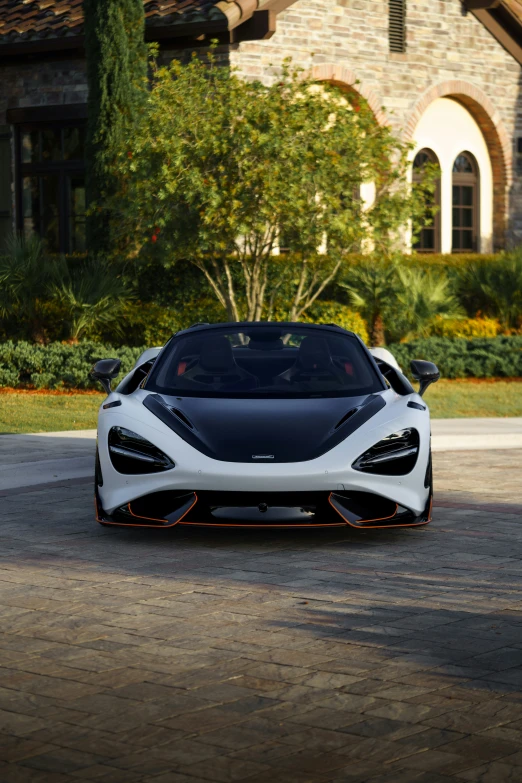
[389,0,406,53]
[0,125,13,250]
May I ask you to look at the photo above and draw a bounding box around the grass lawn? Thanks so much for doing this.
[0,380,521,434]
[0,391,104,434]
[424,379,522,418]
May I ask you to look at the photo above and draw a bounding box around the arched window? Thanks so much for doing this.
[412,149,440,253]
[452,151,479,253]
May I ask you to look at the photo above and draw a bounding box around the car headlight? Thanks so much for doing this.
[352,428,420,475]
[108,427,175,474]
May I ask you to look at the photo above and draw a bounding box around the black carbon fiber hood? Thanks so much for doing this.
[143,393,386,463]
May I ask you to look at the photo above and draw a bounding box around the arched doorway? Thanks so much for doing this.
[452,152,479,253]
[412,148,441,253]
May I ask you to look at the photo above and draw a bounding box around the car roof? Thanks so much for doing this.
[175,321,357,338]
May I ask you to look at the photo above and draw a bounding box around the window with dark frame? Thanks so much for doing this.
[17,122,86,254]
[389,0,406,53]
[412,149,441,253]
[452,151,479,253]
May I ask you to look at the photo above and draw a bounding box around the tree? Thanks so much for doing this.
[339,258,400,347]
[340,260,463,346]
[84,0,147,255]
[0,234,58,342]
[53,257,133,342]
[390,267,464,343]
[111,52,434,322]
[0,234,133,343]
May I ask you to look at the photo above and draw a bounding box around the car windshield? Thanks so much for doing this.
[145,325,384,398]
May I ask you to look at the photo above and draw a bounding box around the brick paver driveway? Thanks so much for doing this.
[1,449,521,783]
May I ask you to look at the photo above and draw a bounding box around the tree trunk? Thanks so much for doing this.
[371,313,385,347]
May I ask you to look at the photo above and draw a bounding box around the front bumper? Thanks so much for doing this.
[96,387,432,529]
[95,486,431,529]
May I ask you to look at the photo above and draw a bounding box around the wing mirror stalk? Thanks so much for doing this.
[410,360,440,397]
[91,359,121,395]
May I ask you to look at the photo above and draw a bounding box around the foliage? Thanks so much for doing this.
[53,256,133,341]
[406,253,501,269]
[301,302,369,343]
[0,235,133,343]
[428,315,501,339]
[84,0,147,255]
[97,298,369,347]
[338,257,399,346]
[1,336,520,390]
[111,51,434,322]
[339,259,462,345]
[387,267,463,343]
[0,234,61,342]
[453,250,522,330]
[0,341,144,390]
[91,297,227,346]
[388,336,522,379]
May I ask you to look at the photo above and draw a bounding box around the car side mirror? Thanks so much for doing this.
[91,359,121,395]
[410,360,440,397]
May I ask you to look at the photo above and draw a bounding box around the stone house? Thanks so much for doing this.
[0,0,521,254]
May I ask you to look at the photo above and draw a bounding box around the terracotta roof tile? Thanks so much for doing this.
[0,0,225,43]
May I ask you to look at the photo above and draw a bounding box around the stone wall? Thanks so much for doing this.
[0,56,87,122]
[1,0,522,246]
[231,0,522,247]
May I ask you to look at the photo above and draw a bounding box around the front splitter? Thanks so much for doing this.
[95,488,430,530]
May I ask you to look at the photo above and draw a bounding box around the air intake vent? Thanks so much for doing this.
[334,408,358,430]
[171,408,195,430]
[389,0,406,53]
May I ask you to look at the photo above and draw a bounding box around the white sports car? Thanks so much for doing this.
[92,322,440,530]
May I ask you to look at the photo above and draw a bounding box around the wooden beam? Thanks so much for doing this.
[232,10,277,41]
[469,7,522,64]
[465,0,501,9]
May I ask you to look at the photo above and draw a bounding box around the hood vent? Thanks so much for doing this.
[170,407,195,430]
[334,408,358,430]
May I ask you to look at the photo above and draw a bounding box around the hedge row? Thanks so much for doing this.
[388,337,522,379]
[0,336,521,389]
[0,342,145,390]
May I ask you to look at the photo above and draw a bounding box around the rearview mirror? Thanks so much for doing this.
[91,359,121,395]
[410,360,440,397]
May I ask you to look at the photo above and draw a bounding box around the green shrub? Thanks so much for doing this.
[405,253,500,269]
[89,297,227,346]
[301,301,369,343]
[428,316,501,339]
[2,335,520,390]
[452,250,522,329]
[388,337,522,379]
[0,342,145,390]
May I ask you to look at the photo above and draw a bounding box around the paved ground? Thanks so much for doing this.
[0,442,521,782]
[0,432,95,491]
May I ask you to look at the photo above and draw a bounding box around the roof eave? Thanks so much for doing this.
[0,0,296,58]
[465,0,522,64]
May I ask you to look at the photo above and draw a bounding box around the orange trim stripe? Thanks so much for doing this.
[179,521,346,529]
[127,502,168,524]
[95,493,197,529]
[328,493,429,529]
